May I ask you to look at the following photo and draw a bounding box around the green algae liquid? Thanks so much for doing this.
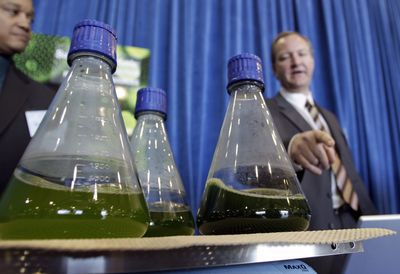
[0,168,149,239]
[197,178,311,235]
[144,202,195,237]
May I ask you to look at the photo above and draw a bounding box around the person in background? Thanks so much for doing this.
[0,0,55,193]
[266,31,377,274]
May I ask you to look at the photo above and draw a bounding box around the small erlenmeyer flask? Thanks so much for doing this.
[0,19,149,239]
[197,53,311,235]
[130,87,195,236]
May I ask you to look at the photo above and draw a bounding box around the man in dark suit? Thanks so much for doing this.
[0,0,55,194]
[266,31,377,274]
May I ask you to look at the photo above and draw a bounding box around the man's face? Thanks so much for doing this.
[0,0,33,55]
[273,34,315,93]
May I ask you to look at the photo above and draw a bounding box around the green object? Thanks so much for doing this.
[13,34,69,83]
[197,178,311,235]
[0,167,149,239]
[144,202,195,237]
[121,110,137,136]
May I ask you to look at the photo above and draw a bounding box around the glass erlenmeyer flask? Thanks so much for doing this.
[0,19,149,239]
[197,53,311,235]
[130,87,195,236]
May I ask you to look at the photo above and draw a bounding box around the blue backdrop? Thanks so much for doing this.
[32,0,400,215]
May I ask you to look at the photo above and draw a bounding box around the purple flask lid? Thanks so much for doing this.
[135,87,167,119]
[68,19,117,73]
[227,53,264,91]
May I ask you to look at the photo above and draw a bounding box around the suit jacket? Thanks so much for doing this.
[266,93,377,231]
[0,63,55,194]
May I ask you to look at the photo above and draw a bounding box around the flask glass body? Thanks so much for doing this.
[131,112,195,236]
[0,56,149,239]
[197,82,311,235]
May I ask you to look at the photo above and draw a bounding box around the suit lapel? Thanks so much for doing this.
[273,93,313,132]
[0,65,30,135]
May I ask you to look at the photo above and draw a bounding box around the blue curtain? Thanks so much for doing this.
[32,0,400,215]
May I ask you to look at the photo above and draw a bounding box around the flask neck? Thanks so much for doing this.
[69,55,113,75]
[68,51,116,73]
[136,111,166,121]
[227,80,264,95]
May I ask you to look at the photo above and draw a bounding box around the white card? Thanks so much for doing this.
[25,110,47,137]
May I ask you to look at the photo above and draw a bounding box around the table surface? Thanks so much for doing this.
[0,228,394,274]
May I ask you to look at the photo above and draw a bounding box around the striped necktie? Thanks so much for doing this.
[305,100,359,212]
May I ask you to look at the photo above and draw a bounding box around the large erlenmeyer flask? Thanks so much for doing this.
[197,53,311,235]
[130,87,195,236]
[0,19,149,239]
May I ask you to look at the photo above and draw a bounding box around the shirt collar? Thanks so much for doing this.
[279,88,315,109]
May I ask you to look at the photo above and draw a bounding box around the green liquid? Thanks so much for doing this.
[0,170,149,239]
[197,178,311,235]
[144,202,195,237]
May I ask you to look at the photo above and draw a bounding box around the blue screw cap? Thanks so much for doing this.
[135,87,167,119]
[68,19,117,73]
[227,53,264,90]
